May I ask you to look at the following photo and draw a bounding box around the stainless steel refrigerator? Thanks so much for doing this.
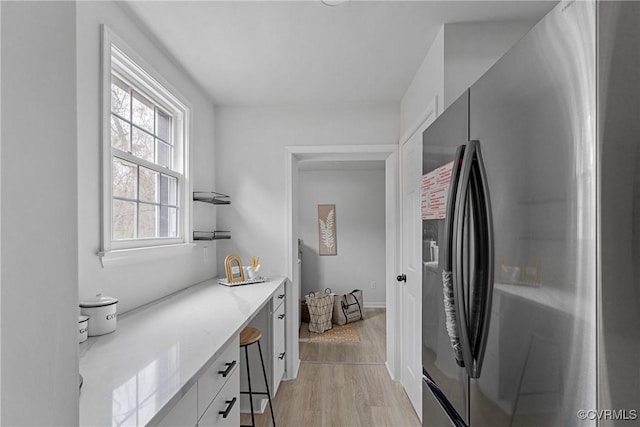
[421,1,640,426]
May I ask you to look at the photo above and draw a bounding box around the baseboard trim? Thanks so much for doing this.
[364,302,386,308]
[286,357,301,381]
[385,361,397,382]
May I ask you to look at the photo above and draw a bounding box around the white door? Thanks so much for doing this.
[400,109,436,420]
[400,129,423,419]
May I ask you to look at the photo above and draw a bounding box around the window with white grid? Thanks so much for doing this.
[101,29,190,255]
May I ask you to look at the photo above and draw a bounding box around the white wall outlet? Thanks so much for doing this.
[370,281,376,289]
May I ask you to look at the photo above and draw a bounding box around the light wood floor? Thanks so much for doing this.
[241,308,421,427]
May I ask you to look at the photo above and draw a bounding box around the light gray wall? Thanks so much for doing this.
[400,20,535,139]
[214,105,399,280]
[400,26,445,140]
[1,2,79,425]
[76,2,218,314]
[443,20,536,110]
[298,169,386,306]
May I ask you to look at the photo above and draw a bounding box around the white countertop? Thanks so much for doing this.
[79,277,286,426]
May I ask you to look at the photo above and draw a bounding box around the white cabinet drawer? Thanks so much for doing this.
[198,368,240,427]
[157,383,197,427]
[272,338,286,395]
[271,301,286,350]
[271,282,286,397]
[197,336,239,420]
[272,284,286,311]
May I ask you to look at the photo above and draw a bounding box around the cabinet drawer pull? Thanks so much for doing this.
[218,397,237,418]
[278,352,286,360]
[277,294,285,300]
[218,360,236,378]
[278,313,285,320]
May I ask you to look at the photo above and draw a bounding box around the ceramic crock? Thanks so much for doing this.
[79,294,118,336]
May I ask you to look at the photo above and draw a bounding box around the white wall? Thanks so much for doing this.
[443,20,536,110]
[1,2,79,425]
[214,105,399,279]
[298,168,386,306]
[76,2,218,314]
[400,26,445,141]
[0,3,3,421]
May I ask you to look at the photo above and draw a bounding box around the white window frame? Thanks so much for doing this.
[99,26,193,267]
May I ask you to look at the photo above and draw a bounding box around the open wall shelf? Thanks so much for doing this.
[193,191,231,240]
[193,231,231,241]
[193,191,231,205]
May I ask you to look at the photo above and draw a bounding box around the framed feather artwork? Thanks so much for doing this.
[318,204,337,255]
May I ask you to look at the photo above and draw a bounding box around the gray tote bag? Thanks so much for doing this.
[332,289,364,326]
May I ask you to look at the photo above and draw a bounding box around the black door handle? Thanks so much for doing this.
[396,274,406,282]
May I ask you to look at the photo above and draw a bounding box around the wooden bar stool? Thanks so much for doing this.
[240,327,276,427]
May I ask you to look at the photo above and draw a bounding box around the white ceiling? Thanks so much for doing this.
[123,0,557,107]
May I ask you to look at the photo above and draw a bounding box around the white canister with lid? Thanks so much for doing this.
[78,315,89,343]
[79,294,118,336]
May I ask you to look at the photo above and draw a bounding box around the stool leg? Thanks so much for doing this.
[257,340,276,427]
[245,345,256,427]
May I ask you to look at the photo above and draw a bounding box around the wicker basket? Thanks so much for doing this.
[305,289,334,333]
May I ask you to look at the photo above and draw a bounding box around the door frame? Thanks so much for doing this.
[398,97,438,419]
[284,144,400,380]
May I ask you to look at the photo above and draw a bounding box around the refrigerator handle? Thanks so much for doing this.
[454,140,495,378]
[441,145,466,367]
[468,140,495,379]
[452,141,476,376]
